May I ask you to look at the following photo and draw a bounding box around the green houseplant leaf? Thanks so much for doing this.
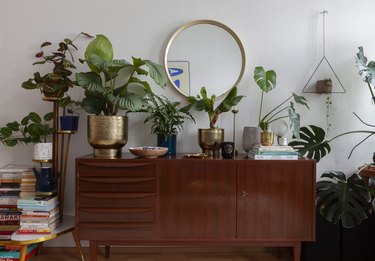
[254,66,276,93]
[317,171,372,228]
[84,34,114,74]
[289,125,331,162]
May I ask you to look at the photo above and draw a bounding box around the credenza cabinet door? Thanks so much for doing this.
[159,161,237,238]
[237,161,315,240]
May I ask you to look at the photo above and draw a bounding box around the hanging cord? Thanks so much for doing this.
[321,10,328,57]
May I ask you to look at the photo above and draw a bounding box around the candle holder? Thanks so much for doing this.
[232,107,239,157]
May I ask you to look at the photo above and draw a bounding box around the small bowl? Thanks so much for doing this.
[129,146,168,158]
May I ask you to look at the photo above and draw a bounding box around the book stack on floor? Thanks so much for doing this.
[0,165,28,240]
[0,243,40,261]
[248,145,300,160]
[19,169,36,199]
[17,195,59,234]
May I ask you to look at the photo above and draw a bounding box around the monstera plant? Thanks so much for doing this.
[289,47,375,227]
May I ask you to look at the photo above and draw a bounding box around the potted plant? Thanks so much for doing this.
[59,100,81,131]
[142,93,195,155]
[21,32,92,99]
[254,66,309,145]
[75,34,167,158]
[184,86,244,157]
[0,112,54,160]
[316,78,333,93]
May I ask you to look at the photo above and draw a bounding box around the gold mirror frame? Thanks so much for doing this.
[164,19,246,98]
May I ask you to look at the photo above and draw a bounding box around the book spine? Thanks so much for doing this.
[249,154,298,160]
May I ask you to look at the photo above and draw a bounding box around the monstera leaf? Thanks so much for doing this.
[356,47,375,86]
[289,125,330,162]
[317,171,372,228]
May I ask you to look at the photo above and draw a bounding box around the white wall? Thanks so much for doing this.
[1,0,375,246]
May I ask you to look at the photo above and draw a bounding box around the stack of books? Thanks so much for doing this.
[248,145,300,160]
[0,243,40,261]
[17,196,59,234]
[19,169,36,199]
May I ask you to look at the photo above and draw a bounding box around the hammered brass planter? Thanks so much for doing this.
[87,115,128,158]
[260,131,274,146]
[198,128,224,157]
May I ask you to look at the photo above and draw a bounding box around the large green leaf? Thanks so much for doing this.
[289,125,330,162]
[317,171,372,228]
[144,59,167,88]
[116,92,146,111]
[84,34,113,73]
[75,72,104,93]
[356,47,375,86]
[216,86,244,113]
[81,96,106,115]
[254,66,276,93]
[292,93,309,109]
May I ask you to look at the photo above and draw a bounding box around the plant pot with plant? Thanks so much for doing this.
[59,100,81,131]
[21,32,91,100]
[0,112,54,160]
[184,86,244,157]
[142,92,195,155]
[75,34,167,158]
[254,66,309,146]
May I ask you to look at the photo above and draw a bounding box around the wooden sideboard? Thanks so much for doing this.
[75,154,316,261]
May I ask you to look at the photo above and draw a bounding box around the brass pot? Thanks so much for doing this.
[198,128,224,157]
[87,115,128,158]
[260,131,274,146]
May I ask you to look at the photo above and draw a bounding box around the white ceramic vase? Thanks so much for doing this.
[32,142,53,161]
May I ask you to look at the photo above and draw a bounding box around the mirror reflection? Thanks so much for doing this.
[165,20,246,98]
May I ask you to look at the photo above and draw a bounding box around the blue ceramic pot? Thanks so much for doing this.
[60,115,79,131]
[157,134,177,155]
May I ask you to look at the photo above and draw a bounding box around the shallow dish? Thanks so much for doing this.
[129,146,168,158]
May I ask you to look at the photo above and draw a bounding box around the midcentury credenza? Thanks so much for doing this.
[75,154,316,261]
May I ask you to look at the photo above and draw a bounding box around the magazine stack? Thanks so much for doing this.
[17,195,59,234]
[248,145,300,160]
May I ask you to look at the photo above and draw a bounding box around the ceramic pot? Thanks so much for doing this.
[260,131,274,146]
[198,128,224,157]
[242,126,261,152]
[87,115,128,158]
[157,134,177,155]
[60,115,79,131]
[32,142,53,161]
[33,166,57,193]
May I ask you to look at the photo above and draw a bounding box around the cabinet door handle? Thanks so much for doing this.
[241,191,248,197]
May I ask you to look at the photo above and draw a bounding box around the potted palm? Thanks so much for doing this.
[184,86,244,156]
[254,66,309,145]
[75,34,167,158]
[0,112,54,160]
[142,93,195,155]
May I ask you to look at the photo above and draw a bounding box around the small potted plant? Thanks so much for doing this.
[316,78,333,93]
[0,112,54,160]
[59,100,81,131]
[184,86,244,156]
[75,34,167,158]
[21,32,92,99]
[254,66,309,145]
[142,93,195,155]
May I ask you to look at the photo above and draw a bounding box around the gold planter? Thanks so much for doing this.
[87,115,128,158]
[198,128,224,157]
[260,131,274,146]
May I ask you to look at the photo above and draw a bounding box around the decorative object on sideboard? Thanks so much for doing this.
[183,86,244,157]
[242,126,261,153]
[75,34,167,158]
[142,92,195,155]
[221,141,234,159]
[129,146,168,158]
[33,166,57,193]
[254,66,309,146]
[21,32,92,99]
[231,106,239,156]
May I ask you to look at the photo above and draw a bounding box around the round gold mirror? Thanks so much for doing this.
[164,20,246,98]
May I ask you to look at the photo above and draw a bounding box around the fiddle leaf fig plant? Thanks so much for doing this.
[184,86,244,129]
[0,112,54,146]
[254,66,309,138]
[75,34,167,116]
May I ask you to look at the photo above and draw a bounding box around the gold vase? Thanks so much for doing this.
[198,128,224,157]
[87,115,128,158]
[260,131,274,146]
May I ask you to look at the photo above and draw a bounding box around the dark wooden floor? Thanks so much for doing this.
[31,246,293,261]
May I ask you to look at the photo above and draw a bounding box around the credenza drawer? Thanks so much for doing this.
[78,207,154,223]
[77,223,155,239]
[78,176,155,192]
[77,192,155,208]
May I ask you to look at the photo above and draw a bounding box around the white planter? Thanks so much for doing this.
[32,142,53,161]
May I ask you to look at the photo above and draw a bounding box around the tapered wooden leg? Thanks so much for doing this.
[89,240,97,261]
[19,245,28,261]
[72,229,84,261]
[293,241,301,261]
[105,245,110,258]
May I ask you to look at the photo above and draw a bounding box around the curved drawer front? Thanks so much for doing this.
[77,192,155,208]
[78,207,154,223]
[78,176,155,192]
